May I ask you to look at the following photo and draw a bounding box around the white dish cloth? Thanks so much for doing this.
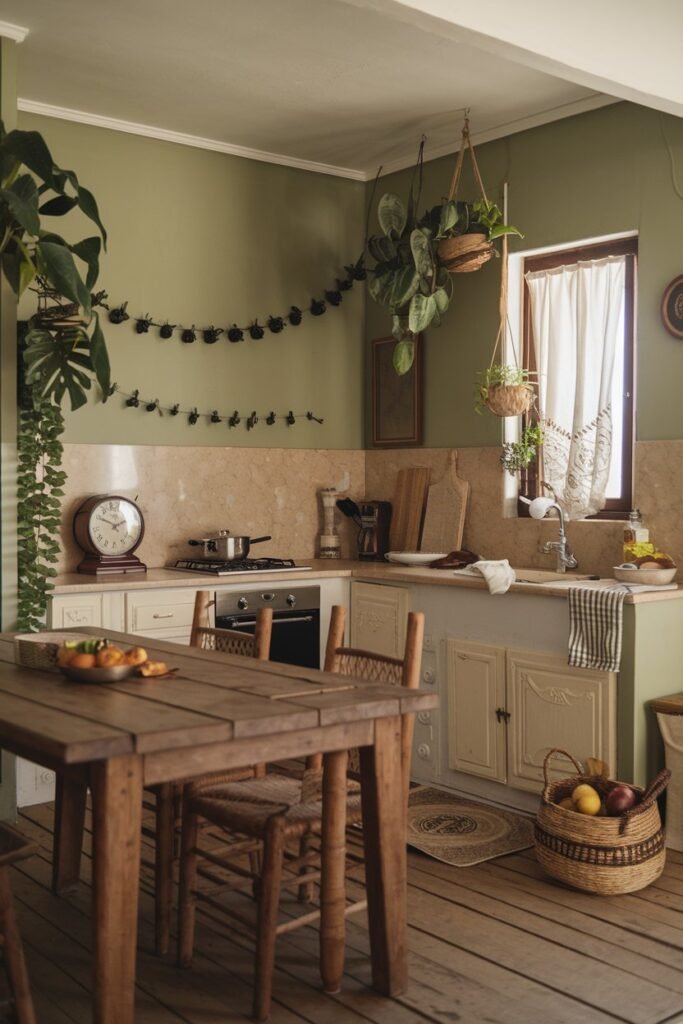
[453,559,516,595]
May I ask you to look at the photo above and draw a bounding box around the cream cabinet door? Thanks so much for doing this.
[506,649,616,793]
[446,639,507,783]
[350,581,409,658]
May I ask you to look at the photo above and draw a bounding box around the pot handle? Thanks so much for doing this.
[249,536,272,545]
[188,539,206,546]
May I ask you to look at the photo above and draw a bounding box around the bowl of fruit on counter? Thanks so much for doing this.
[57,638,171,683]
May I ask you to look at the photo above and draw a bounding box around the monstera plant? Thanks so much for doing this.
[1,122,111,631]
[0,120,110,407]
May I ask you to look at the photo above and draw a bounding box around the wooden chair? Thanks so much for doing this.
[150,590,273,955]
[0,825,38,1024]
[177,604,424,1021]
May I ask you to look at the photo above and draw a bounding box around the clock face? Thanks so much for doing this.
[88,497,143,556]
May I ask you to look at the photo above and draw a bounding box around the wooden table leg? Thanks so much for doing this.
[90,755,143,1024]
[52,771,88,894]
[320,748,348,993]
[359,715,407,997]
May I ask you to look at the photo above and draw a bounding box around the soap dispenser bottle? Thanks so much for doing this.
[623,509,652,562]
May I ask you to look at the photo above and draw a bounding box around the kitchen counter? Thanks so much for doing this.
[53,560,683,603]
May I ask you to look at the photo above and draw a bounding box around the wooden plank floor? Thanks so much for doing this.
[3,800,683,1024]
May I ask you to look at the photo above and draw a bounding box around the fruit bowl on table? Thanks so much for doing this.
[613,564,677,585]
[59,663,136,684]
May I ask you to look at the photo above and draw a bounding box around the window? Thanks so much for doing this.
[521,236,636,519]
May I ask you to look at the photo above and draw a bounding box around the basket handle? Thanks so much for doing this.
[542,748,583,801]
[618,768,671,835]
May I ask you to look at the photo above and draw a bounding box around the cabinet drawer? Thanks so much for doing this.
[50,594,104,630]
[126,589,198,634]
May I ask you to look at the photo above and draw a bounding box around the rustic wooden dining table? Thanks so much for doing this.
[0,628,438,1024]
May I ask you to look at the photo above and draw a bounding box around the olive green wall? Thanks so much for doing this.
[365,102,683,448]
[17,112,366,449]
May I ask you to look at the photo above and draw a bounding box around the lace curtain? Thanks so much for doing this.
[525,255,626,520]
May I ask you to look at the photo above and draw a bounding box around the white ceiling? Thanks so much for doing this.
[2,0,658,179]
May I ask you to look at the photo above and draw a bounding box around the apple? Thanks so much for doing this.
[605,784,637,815]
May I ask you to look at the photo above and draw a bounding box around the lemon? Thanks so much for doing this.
[575,791,602,815]
[572,783,599,804]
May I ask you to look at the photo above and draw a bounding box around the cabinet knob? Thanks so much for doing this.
[495,707,511,723]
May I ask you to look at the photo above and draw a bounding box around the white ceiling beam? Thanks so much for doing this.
[342,0,683,117]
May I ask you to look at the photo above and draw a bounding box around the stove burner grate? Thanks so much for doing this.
[168,557,311,576]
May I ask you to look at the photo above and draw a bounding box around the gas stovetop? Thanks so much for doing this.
[167,557,312,576]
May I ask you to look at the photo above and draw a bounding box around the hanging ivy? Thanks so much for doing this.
[17,327,66,631]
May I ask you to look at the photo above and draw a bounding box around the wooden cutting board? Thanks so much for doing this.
[389,467,432,552]
[420,451,470,554]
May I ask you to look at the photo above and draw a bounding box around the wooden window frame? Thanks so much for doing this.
[520,236,636,520]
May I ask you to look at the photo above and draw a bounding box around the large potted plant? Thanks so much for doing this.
[1,121,110,630]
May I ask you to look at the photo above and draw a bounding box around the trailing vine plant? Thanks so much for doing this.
[1,120,109,630]
[17,324,66,631]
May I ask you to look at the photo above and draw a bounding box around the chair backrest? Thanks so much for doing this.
[190,590,273,661]
[316,604,425,794]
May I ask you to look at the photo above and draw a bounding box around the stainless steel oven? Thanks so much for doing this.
[214,585,321,669]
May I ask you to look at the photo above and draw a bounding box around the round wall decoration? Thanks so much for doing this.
[661,275,683,339]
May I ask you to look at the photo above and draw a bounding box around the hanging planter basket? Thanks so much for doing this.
[485,382,535,417]
[438,233,494,274]
[440,121,495,275]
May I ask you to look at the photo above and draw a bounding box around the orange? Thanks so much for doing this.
[56,646,76,667]
[138,661,168,677]
[96,646,124,667]
[69,653,96,669]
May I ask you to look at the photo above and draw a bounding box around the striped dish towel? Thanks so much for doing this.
[568,585,626,672]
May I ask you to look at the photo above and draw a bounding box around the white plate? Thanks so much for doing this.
[385,552,447,566]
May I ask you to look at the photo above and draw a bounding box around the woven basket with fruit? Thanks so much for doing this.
[535,749,670,895]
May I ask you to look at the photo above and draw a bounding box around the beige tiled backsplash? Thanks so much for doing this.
[57,441,681,578]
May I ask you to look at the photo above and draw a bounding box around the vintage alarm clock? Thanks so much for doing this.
[73,494,147,575]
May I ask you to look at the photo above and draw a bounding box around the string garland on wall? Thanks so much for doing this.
[112,384,324,430]
[101,256,366,343]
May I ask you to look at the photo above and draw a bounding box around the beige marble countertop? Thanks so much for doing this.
[52,560,682,604]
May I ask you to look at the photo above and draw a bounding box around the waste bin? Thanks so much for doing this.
[652,692,683,853]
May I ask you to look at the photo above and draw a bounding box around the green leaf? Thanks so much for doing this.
[377,194,407,238]
[2,174,40,235]
[75,185,107,247]
[409,292,436,334]
[71,236,101,290]
[433,287,450,315]
[385,266,420,310]
[392,339,415,376]
[489,223,524,240]
[23,327,92,410]
[437,200,459,238]
[368,235,397,264]
[36,240,91,313]
[3,128,55,187]
[39,194,79,217]
[409,228,433,279]
[89,311,111,398]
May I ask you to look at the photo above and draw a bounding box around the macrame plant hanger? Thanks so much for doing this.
[438,116,495,274]
[482,196,535,417]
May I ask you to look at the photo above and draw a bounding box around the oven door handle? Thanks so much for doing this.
[221,614,315,628]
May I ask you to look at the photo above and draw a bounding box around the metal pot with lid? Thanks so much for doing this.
[187,530,271,561]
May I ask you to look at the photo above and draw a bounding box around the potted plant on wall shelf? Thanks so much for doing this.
[0,122,109,630]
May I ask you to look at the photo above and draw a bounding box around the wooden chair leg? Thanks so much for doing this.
[177,796,200,968]
[297,834,315,903]
[253,818,285,1022]
[52,771,87,894]
[320,748,348,994]
[0,866,37,1024]
[154,783,175,956]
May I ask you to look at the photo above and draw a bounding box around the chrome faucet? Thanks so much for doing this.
[528,497,578,573]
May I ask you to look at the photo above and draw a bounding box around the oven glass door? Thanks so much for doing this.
[215,608,321,669]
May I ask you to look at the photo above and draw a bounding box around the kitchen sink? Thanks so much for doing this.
[512,568,599,585]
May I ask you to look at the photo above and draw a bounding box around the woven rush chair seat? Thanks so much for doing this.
[0,824,38,1024]
[177,604,424,1021]
[189,772,363,838]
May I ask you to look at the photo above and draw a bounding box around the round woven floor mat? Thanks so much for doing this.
[407,787,534,866]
